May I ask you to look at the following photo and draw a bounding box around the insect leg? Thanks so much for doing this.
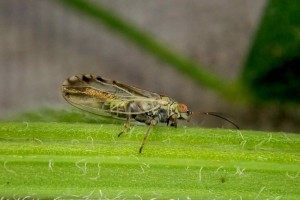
[167,114,178,128]
[139,119,157,153]
[118,115,131,137]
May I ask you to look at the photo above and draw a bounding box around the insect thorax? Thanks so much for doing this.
[150,98,180,123]
[104,96,179,124]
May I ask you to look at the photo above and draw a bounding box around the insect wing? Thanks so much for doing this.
[61,74,163,117]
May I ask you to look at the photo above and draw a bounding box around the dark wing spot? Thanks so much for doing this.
[82,74,91,82]
[96,76,106,82]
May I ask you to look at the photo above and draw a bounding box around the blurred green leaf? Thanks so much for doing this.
[242,0,300,104]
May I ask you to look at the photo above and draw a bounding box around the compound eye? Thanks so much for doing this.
[178,103,188,113]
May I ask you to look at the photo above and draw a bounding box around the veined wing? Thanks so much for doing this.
[61,74,167,116]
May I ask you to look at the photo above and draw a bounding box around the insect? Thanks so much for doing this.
[61,74,239,153]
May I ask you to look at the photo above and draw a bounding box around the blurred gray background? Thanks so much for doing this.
[1,0,279,130]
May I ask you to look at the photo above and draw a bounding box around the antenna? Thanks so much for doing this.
[191,112,239,129]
